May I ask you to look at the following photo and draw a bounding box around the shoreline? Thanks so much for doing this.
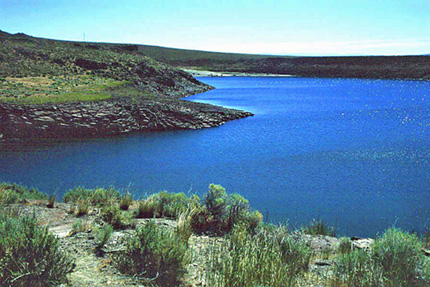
[182,68,294,78]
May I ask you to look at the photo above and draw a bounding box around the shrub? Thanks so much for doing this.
[114,220,189,286]
[203,184,228,226]
[101,205,134,230]
[119,192,134,210]
[0,212,74,286]
[63,186,121,206]
[0,182,47,204]
[333,228,429,286]
[204,224,312,287]
[94,224,113,256]
[302,218,337,237]
[193,184,260,235]
[95,224,113,247]
[47,194,56,208]
[147,191,192,218]
[76,198,90,216]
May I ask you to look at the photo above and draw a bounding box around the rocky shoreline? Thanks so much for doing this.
[0,96,252,140]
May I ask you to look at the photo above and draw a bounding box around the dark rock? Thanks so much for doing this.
[0,97,253,140]
[75,58,107,70]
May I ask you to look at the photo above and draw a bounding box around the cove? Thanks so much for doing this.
[1,77,429,237]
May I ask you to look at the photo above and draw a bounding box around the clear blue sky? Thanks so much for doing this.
[1,0,429,55]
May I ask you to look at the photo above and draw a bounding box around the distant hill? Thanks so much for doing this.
[1,30,429,81]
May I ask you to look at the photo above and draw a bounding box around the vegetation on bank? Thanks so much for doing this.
[0,182,47,204]
[0,208,74,286]
[1,182,430,286]
[0,30,207,105]
[0,75,129,104]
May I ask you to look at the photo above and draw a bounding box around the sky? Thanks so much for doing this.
[1,0,429,56]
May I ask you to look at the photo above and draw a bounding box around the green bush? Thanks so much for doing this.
[0,182,47,204]
[95,224,113,247]
[135,191,200,219]
[94,224,113,256]
[101,205,134,230]
[119,192,134,210]
[148,191,192,218]
[333,228,429,286]
[0,212,74,286]
[192,184,261,235]
[114,220,189,286]
[302,218,337,237]
[204,224,312,287]
[63,186,121,206]
[76,198,90,216]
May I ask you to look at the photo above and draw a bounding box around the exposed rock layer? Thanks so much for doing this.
[0,97,252,139]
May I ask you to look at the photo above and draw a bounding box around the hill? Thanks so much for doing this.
[140,47,430,80]
[0,30,252,140]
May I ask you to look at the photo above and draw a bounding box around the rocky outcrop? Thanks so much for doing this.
[0,97,252,140]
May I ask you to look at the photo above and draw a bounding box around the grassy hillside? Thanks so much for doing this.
[0,30,209,104]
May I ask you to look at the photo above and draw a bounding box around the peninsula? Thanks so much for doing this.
[0,31,252,140]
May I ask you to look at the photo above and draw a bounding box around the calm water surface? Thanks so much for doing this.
[1,77,429,236]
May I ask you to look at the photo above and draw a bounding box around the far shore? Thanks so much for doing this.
[182,68,294,78]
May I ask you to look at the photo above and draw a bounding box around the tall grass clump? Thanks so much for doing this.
[63,186,121,206]
[302,218,337,237]
[372,228,427,286]
[204,224,312,287]
[0,182,47,204]
[119,192,134,210]
[337,237,353,254]
[333,228,429,286]
[0,211,74,286]
[114,220,189,286]
[135,198,157,218]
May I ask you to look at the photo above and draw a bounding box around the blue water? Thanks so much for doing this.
[1,77,430,237]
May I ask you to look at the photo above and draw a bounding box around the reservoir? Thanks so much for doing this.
[1,77,429,237]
